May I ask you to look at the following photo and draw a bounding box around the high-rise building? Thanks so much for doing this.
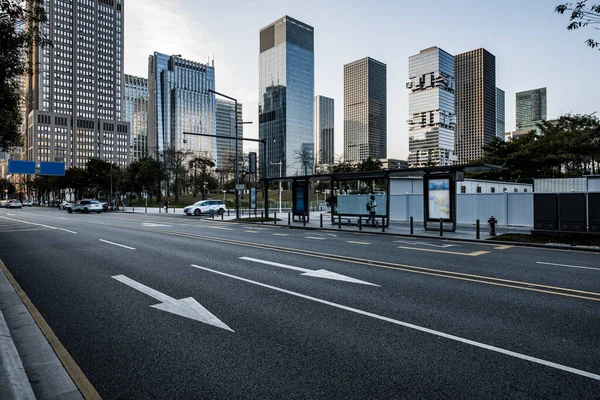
[407,47,455,167]
[496,87,505,140]
[148,53,216,158]
[314,95,334,166]
[123,75,148,163]
[259,16,315,178]
[516,87,547,134]
[215,99,243,170]
[344,57,387,163]
[454,48,496,163]
[24,0,129,168]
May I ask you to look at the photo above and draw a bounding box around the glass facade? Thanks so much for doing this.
[215,99,243,170]
[314,95,334,165]
[496,87,505,140]
[344,57,387,163]
[25,0,129,168]
[148,53,216,158]
[124,75,148,162]
[407,47,455,167]
[454,48,496,164]
[516,88,547,134]
[259,16,314,178]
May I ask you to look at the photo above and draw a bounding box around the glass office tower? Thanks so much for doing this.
[344,57,387,163]
[124,75,148,162]
[454,48,496,164]
[259,16,315,178]
[516,88,547,134]
[148,53,216,158]
[315,95,334,166]
[407,47,455,167]
[215,99,243,170]
[496,88,505,140]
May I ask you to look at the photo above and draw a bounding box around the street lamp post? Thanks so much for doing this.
[270,161,282,214]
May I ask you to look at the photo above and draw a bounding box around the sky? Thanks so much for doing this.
[124,0,600,159]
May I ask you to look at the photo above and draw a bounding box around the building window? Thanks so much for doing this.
[460,185,466,194]
[514,188,518,192]
[524,189,528,193]
[476,186,482,193]
[490,187,495,193]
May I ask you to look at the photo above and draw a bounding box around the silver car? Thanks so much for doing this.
[183,200,227,216]
[7,199,22,209]
[67,200,103,214]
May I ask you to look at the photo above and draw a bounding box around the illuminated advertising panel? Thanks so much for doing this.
[428,178,450,220]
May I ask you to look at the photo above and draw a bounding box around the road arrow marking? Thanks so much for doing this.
[394,240,458,248]
[239,257,379,286]
[111,275,233,332]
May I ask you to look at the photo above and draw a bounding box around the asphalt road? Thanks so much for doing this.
[1,207,599,399]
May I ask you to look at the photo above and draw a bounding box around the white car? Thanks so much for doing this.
[59,200,73,210]
[67,200,103,214]
[183,200,227,216]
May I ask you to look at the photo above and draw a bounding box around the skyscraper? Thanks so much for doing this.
[516,87,547,134]
[314,95,334,166]
[344,57,387,163]
[24,0,129,168]
[496,87,505,140]
[148,53,216,158]
[454,48,496,163]
[215,99,243,170]
[124,75,148,163]
[259,16,315,178]
[407,47,455,167]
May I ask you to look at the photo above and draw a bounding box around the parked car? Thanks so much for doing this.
[0,200,8,208]
[183,200,227,216]
[67,200,103,214]
[22,200,33,207]
[7,199,22,209]
[96,199,109,211]
[59,200,73,210]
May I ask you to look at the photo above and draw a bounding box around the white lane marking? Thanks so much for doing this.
[394,240,459,248]
[7,213,15,216]
[0,216,77,234]
[238,257,378,286]
[273,233,289,237]
[99,239,135,250]
[211,227,234,231]
[305,236,325,240]
[142,223,171,227]
[346,241,370,245]
[57,228,77,234]
[536,261,600,272]
[112,275,233,332]
[191,265,600,381]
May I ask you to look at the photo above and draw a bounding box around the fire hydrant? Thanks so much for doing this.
[488,216,497,236]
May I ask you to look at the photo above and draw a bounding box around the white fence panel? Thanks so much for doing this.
[337,194,387,216]
[507,193,533,226]
[456,194,507,225]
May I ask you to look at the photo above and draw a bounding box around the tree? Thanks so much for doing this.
[294,146,314,176]
[555,2,600,49]
[188,155,215,199]
[163,148,191,202]
[0,0,50,151]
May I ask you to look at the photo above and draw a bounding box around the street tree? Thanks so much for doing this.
[163,147,191,202]
[188,155,215,199]
[0,0,51,151]
[555,1,600,49]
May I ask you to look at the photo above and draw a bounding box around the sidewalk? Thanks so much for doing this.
[0,261,85,400]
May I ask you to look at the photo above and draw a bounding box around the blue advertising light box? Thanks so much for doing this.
[8,160,36,174]
[39,162,66,176]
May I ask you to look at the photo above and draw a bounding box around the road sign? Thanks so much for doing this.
[236,184,245,190]
[8,160,36,174]
[39,161,66,176]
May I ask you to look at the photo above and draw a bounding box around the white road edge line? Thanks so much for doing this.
[190,264,600,382]
[99,239,135,250]
[536,261,600,272]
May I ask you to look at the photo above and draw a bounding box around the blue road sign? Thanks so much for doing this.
[39,162,66,176]
[8,160,36,174]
